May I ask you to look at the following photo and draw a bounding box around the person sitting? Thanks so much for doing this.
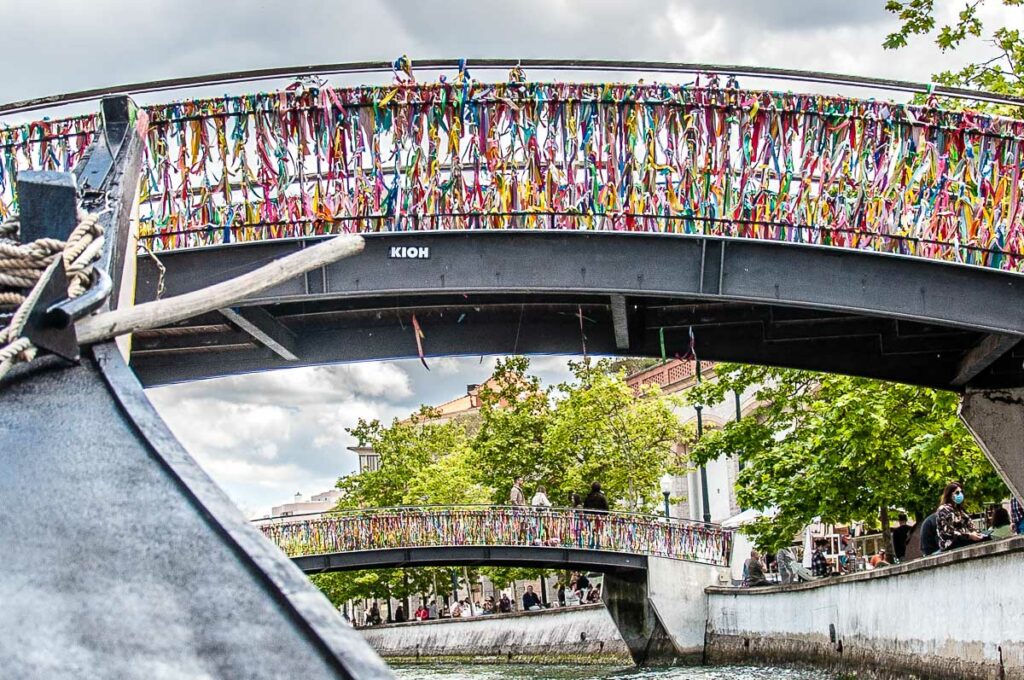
[522,585,542,611]
[394,604,406,623]
[450,601,463,618]
[920,512,940,556]
[498,593,512,614]
[743,550,770,587]
[586,584,602,603]
[936,482,987,551]
[990,506,1014,540]
[414,604,429,621]
[869,549,890,568]
[891,513,915,563]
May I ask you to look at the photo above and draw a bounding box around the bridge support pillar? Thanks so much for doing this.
[960,388,1024,502]
[603,571,678,666]
[603,556,730,666]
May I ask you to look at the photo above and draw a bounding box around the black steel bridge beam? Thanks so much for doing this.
[132,232,1024,390]
[292,546,649,577]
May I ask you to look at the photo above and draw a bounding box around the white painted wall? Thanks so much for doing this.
[646,556,731,656]
[360,604,630,661]
[706,538,1024,678]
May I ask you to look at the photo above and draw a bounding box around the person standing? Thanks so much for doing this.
[531,485,552,508]
[509,478,526,507]
[394,604,406,623]
[583,482,609,511]
[1011,497,1024,535]
[573,571,591,602]
[811,539,830,577]
[582,482,609,548]
[891,513,915,562]
[936,482,987,551]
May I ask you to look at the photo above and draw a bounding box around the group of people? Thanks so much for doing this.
[509,479,609,511]
[744,481,1021,587]
[359,573,604,625]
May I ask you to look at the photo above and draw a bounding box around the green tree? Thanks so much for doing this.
[546,359,693,510]
[688,365,1007,552]
[471,356,559,503]
[884,0,1024,108]
[338,406,487,507]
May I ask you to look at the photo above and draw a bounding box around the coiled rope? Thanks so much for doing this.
[0,213,104,381]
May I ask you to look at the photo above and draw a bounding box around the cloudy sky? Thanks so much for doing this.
[6,0,1019,516]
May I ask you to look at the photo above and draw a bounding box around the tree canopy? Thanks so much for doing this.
[338,356,692,512]
[884,0,1024,106]
[687,364,1006,551]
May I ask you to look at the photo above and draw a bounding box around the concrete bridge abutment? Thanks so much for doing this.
[603,556,730,666]
[960,388,1024,502]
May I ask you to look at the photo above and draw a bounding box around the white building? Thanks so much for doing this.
[626,360,759,524]
[252,489,344,525]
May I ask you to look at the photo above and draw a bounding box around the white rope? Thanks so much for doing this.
[0,213,103,382]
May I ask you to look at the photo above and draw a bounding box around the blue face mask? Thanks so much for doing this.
[953,491,965,505]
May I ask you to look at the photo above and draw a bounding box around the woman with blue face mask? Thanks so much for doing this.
[936,482,988,552]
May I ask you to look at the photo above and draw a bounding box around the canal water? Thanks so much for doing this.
[394,665,833,679]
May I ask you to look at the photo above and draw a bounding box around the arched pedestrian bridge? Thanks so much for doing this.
[257,505,733,574]
[7,61,1024,391]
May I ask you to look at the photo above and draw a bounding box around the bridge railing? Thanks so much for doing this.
[128,78,1024,272]
[257,505,734,567]
[0,114,99,219]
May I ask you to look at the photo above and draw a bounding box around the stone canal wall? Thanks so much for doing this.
[705,536,1024,680]
[359,604,631,664]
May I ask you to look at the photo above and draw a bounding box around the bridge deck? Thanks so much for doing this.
[132,231,1024,390]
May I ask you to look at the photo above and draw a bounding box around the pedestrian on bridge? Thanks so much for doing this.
[531,485,552,508]
[510,477,526,506]
[583,482,609,511]
[582,482,608,549]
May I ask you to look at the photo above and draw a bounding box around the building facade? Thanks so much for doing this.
[625,359,758,524]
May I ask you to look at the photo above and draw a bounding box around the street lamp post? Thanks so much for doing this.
[660,474,673,519]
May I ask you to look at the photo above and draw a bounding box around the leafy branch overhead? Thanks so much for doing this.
[884,0,1024,107]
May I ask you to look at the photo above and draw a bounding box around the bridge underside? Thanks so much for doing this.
[132,232,1024,390]
[291,546,649,578]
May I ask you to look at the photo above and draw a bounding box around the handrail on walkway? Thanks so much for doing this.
[257,505,734,567]
[5,57,1024,115]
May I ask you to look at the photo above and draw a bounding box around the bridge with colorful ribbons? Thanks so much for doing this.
[7,59,1024,392]
[257,505,734,574]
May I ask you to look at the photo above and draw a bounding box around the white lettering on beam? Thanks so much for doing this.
[388,246,431,259]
